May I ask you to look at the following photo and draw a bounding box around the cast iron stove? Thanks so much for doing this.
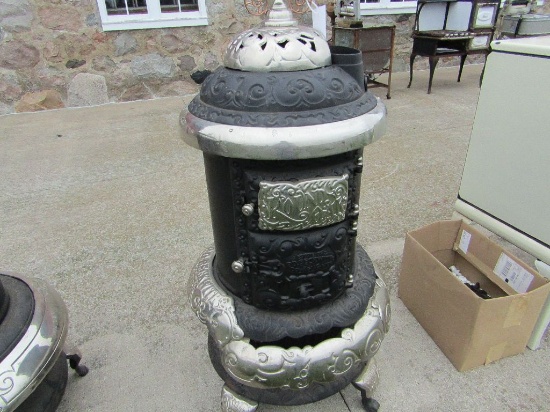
[0,273,87,412]
[182,1,390,410]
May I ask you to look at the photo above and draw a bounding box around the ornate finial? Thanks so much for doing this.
[265,0,298,27]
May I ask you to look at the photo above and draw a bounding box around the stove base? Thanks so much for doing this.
[209,333,367,406]
[190,245,390,410]
[214,350,380,411]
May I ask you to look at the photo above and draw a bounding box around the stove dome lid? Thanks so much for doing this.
[224,0,331,72]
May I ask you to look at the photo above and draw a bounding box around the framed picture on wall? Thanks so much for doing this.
[473,3,498,28]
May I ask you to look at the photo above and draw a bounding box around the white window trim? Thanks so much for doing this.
[360,0,417,16]
[96,0,208,31]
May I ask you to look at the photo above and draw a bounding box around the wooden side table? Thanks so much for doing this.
[332,25,395,99]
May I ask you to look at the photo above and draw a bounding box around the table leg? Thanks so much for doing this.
[407,53,416,89]
[428,56,439,94]
[457,54,467,82]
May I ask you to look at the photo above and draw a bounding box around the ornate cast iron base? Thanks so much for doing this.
[189,246,390,409]
[216,349,381,412]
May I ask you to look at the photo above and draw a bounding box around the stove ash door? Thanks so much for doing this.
[206,150,364,311]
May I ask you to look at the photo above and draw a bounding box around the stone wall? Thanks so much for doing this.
[1,0,548,114]
[0,0,265,114]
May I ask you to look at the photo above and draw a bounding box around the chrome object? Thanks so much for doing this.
[183,100,386,160]
[0,274,68,412]
[190,247,245,346]
[353,358,380,399]
[224,1,330,72]
[224,26,331,72]
[221,386,258,412]
[264,0,297,26]
[241,204,255,217]
[189,248,390,390]
[258,175,349,231]
[231,259,245,274]
[353,358,381,411]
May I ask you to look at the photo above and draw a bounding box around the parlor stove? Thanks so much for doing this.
[0,272,87,412]
[182,1,390,410]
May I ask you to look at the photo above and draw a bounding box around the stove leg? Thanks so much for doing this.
[352,358,380,412]
[221,385,258,412]
[65,348,89,377]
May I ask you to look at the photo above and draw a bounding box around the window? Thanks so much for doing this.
[360,0,417,15]
[96,0,208,31]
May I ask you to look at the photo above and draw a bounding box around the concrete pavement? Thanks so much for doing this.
[1,64,548,411]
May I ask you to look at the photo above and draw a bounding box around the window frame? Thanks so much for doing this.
[96,0,208,31]
[360,0,417,16]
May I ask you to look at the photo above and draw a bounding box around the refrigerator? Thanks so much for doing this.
[455,36,550,349]
[456,35,550,266]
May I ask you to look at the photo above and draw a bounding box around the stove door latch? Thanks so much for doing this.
[231,258,246,273]
[241,203,255,216]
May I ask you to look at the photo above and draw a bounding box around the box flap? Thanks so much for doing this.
[409,220,462,254]
[452,221,546,295]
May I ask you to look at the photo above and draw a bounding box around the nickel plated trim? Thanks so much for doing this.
[189,247,390,391]
[257,175,349,231]
[228,1,329,72]
[182,99,386,160]
[0,274,68,412]
[189,247,245,347]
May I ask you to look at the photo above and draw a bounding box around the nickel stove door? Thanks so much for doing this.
[230,151,363,311]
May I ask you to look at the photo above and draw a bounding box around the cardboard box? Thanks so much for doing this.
[398,220,550,371]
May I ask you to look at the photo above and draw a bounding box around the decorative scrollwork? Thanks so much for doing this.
[244,0,270,15]
[188,66,377,128]
[221,283,387,389]
[0,369,15,408]
[287,0,310,14]
[258,175,349,231]
[190,246,390,390]
[189,247,245,346]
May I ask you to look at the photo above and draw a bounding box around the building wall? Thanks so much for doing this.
[0,0,265,114]
[1,1,548,114]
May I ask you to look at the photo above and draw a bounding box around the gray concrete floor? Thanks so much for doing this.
[1,65,548,412]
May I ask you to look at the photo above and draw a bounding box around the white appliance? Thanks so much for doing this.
[455,36,550,349]
[456,36,550,264]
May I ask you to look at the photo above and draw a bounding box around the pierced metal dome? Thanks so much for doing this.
[223,0,331,72]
